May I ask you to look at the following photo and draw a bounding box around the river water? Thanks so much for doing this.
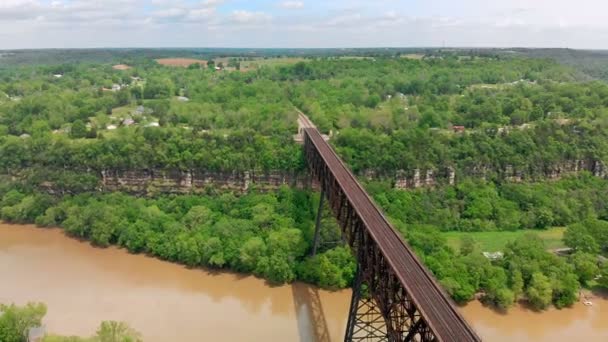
[1,223,607,341]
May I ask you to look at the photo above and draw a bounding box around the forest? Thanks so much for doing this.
[1,50,608,311]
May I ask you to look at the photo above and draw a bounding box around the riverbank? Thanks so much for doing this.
[2,223,608,341]
[0,223,351,341]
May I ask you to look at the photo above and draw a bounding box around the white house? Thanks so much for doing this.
[122,118,135,126]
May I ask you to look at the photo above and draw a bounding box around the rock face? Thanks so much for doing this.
[391,160,607,190]
[4,159,607,195]
[100,169,314,194]
[71,159,608,193]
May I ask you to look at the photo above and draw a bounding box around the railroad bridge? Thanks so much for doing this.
[300,114,480,342]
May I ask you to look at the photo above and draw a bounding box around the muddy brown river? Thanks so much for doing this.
[1,223,608,341]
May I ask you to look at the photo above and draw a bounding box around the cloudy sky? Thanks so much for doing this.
[1,0,607,49]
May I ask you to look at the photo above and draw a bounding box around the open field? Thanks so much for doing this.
[156,58,207,67]
[401,53,425,60]
[112,64,132,70]
[442,227,566,252]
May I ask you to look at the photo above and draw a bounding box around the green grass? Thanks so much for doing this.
[442,227,566,253]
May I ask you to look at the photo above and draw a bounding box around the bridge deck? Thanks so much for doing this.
[304,127,480,341]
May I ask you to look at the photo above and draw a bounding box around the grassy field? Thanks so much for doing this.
[442,227,566,252]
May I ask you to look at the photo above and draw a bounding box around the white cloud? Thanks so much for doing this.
[0,0,608,49]
[230,10,271,25]
[280,1,304,9]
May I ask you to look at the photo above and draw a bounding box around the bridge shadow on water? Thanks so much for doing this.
[292,282,332,342]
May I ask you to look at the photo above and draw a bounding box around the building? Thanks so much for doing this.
[483,252,504,261]
[122,118,135,126]
[452,125,465,133]
[107,124,117,130]
[133,106,146,116]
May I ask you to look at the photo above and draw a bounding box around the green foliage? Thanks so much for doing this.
[599,263,608,289]
[70,120,87,139]
[569,252,600,285]
[370,176,608,233]
[0,302,47,342]
[526,273,553,310]
[298,247,356,289]
[43,321,141,342]
[94,321,142,342]
[564,218,608,254]
[502,235,579,309]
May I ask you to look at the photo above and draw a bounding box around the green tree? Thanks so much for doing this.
[569,252,600,285]
[459,235,477,255]
[70,120,87,139]
[564,223,600,254]
[95,321,142,342]
[0,302,47,342]
[526,272,553,310]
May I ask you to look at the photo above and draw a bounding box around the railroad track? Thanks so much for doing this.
[304,126,480,341]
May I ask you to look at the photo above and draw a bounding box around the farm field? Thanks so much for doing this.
[112,64,132,70]
[156,58,207,67]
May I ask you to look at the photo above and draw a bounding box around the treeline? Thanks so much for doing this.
[368,173,608,232]
[0,128,304,174]
[333,120,608,175]
[0,186,354,289]
[2,117,606,187]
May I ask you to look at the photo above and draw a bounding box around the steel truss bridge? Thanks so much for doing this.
[300,114,481,342]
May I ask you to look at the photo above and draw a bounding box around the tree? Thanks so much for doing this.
[564,223,600,254]
[70,120,87,139]
[569,252,600,285]
[599,263,608,289]
[182,205,214,229]
[0,302,47,342]
[459,235,477,255]
[95,321,142,342]
[526,272,553,310]
[239,237,267,272]
[510,269,524,300]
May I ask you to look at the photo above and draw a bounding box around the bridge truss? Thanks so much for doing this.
[303,127,480,342]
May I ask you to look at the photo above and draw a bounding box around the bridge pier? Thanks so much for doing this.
[345,265,388,341]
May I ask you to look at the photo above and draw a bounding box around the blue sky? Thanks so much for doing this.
[1,0,607,49]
